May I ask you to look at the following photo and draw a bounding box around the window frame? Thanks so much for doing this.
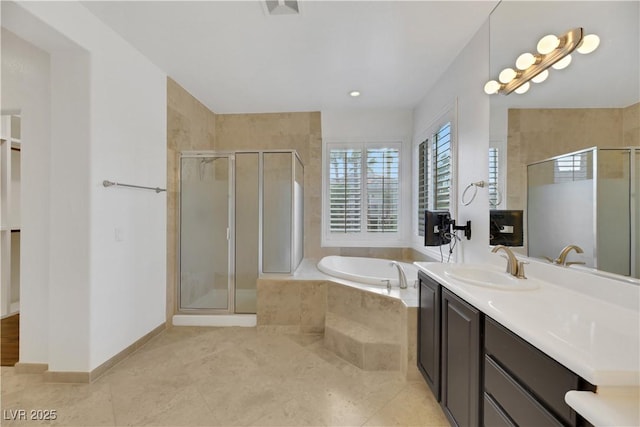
[322,140,405,247]
[413,106,458,258]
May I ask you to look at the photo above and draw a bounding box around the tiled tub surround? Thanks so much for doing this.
[416,258,640,426]
[256,259,421,380]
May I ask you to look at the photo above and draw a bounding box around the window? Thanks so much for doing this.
[325,142,401,244]
[554,152,590,183]
[329,148,362,233]
[418,122,452,236]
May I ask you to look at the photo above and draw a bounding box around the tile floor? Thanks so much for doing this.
[1,327,448,426]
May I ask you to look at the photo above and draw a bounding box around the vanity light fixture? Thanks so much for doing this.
[484,28,600,95]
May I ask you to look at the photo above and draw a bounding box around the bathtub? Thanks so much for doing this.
[317,255,418,287]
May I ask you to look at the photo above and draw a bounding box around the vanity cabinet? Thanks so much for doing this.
[417,270,595,427]
[484,317,595,427]
[441,288,482,427]
[418,272,441,399]
[418,271,482,427]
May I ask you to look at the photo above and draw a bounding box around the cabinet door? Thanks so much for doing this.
[418,272,441,400]
[441,288,482,427]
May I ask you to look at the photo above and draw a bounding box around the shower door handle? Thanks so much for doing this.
[226,227,230,241]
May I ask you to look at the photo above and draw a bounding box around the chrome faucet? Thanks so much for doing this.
[491,245,527,278]
[548,244,584,266]
[390,261,409,289]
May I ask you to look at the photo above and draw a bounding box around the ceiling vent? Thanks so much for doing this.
[265,0,299,15]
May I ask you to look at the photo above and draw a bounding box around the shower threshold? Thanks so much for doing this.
[172,314,256,327]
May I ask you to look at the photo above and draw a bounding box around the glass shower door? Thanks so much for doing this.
[180,155,232,311]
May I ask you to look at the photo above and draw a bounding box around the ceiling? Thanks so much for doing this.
[82,1,498,114]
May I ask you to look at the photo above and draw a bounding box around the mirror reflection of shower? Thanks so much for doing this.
[199,157,214,181]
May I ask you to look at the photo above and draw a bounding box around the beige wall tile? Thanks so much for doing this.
[404,307,420,380]
[363,343,401,371]
[623,102,640,146]
[256,279,302,326]
[300,281,327,333]
[323,327,364,368]
[326,283,364,320]
[166,78,217,322]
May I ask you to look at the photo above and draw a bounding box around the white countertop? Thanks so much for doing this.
[565,387,640,427]
[414,261,640,387]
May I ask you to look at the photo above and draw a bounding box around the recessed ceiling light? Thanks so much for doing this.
[349,90,361,97]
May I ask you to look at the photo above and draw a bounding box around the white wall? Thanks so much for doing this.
[1,27,51,365]
[412,21,491,263]
[3,1,167,372]
[321,109,414,244]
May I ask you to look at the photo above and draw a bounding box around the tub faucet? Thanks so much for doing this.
[491,245,526,278]
[390,261,409,289]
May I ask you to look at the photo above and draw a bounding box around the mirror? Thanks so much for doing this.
[489,1,640,278]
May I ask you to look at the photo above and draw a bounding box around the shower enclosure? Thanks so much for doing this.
[527,147,639,278]
[179,151,304,314]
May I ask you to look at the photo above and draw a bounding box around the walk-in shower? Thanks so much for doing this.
[178,151,304,315]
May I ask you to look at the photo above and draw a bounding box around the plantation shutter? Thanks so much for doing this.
[433,122,451,210]
[489,147,499,208]
[366,148,399,232]
[418,140,428,236]
[554,152,589,183]
[329,149,362,233]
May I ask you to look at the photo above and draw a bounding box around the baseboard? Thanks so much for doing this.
[14,362,48,374]
[89,322,166,382]
[43,370,90,383]
[39,322,166,384]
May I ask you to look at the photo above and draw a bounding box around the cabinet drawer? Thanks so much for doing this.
[485,317,590,425]
[485,356,564,427]
[483,393,514,427]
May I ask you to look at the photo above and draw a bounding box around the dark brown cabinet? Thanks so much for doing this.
[441,288,482,427]
[418,272,441,399]
[484,317,595,427]
[416,271,595,427]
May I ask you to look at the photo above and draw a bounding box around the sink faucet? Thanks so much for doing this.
[390,261,409,289]
[551,244,584,266]
[491,245,527,278]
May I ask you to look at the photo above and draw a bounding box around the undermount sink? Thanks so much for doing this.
[444,266,540,291]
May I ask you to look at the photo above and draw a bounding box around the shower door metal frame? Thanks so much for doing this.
[178,152,236,314]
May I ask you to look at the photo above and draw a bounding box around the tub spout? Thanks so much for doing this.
[390,261,409,289]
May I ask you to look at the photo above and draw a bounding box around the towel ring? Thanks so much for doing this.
[462,181,485,206]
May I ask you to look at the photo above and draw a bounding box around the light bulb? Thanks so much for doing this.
[552,55,572,70]
[484,80,501,95]
[516,53,536,70]
[515,82,530,95]
[498,68,517,84]
[577,34,600,54]
[349,90,361,97]
[531,69,549,83]
[537,34,560,54]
